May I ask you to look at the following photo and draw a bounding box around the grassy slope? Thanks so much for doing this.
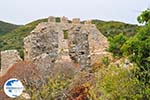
[0,21,20,35]
[0,18,140,59]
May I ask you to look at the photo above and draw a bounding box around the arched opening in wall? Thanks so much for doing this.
[63,30,68,39]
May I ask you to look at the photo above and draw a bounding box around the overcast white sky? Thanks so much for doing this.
[0,0,150,25]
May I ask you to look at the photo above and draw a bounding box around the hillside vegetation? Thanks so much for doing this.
[92,20,140,37]
[0,21,20,35]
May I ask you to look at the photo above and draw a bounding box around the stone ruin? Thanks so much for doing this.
[61,16,68,23]
[0,16,110,78]
[72,18,80,24]
[0,50,22,76]
[48,16,56,22]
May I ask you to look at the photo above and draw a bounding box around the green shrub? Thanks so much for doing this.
[88,66,142,100]
[102,56,110,66]
[108,33,128,57]
[122,24,150,87]
[26,75,70,100]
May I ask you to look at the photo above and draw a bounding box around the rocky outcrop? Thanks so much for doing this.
[0,50,22,76]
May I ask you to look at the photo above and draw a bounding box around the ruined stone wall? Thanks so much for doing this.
[68,25,90,68]
[0,16,110,88]
[0,16,109,78]
[24,23,59,60]
[86,24,109,65]
[0,50,22,76]
[23,16,109,71]
[0,16,111,78]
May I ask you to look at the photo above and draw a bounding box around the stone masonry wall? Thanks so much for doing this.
[0,50,22,76]
[23,16,109,72]
[24,23,59,60]
[68,25,90,68]
[0,16,109,77]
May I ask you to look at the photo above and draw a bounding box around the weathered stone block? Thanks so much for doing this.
[72,18,80,24]
[61,16,68,23]
[48,16,55,22]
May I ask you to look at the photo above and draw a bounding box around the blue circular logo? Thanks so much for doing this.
[4,78,24,98]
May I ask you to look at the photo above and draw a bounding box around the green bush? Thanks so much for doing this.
[137,8,150,24]
[28,75,70,100]
[108,33,128,57]
[122,24,150,83]
[122,24,150,99]
[88,66,142,100]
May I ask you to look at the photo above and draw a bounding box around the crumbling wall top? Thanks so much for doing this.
[48,16,56,22]
[84,20,92,24]
[47,16,93,25]
[72,18,80,24]
[61,16,68,23]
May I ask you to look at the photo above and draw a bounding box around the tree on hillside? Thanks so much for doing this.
[122,24,150,81]
[137,8,150,24]
[122,8,150,99]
